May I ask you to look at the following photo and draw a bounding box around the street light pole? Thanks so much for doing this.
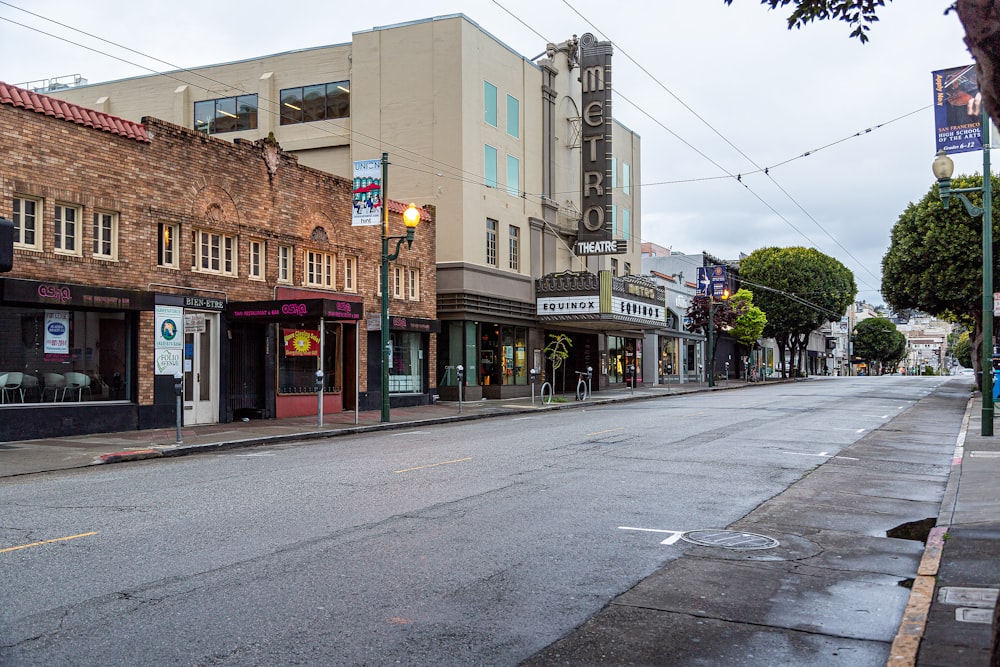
[379,152,421,423]
[933,108,994,435]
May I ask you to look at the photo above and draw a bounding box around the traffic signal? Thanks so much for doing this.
[0,217,13,273]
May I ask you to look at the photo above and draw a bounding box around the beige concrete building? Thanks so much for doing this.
[42,14,655,398]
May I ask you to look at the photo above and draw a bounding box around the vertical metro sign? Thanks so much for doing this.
[575,33,623,256]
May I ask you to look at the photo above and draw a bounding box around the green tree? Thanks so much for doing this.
[543,333,572,391]
[685,292,741,377]
[727,289,768,378]
[953,330,972,368]
[853,317,907,375]
[739,247,857,377]
[881,174,1000,378]
[719,1,1000,133]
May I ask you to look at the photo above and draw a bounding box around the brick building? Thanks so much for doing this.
[0,82,435,441]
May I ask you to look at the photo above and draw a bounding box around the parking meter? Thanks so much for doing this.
[315,369,324,427]
[456,365,464,413]
[530,367,539,405]
[173,371,183,443]
[587,366,593,396]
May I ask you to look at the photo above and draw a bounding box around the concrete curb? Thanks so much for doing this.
[96,449,163,464]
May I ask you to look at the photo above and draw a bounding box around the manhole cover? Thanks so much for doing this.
[681,529,780,550]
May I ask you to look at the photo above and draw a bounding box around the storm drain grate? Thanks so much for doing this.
[681,529,780,550]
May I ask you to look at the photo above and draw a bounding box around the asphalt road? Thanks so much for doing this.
[0,375,955,665]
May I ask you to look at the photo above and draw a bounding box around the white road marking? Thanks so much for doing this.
[618,526,685,545]
[783,451,830,458]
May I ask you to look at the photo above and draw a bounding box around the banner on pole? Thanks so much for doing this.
[932,64,982,154]
[352,159,382,227]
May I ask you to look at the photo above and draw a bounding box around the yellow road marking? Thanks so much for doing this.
[585,427,624,436]
[395,457,472,474]
[0,531,99,554]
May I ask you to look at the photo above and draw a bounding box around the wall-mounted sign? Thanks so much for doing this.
[575,33,622,257]
[154,304,183,375]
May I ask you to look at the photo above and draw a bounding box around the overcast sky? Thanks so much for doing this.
[0,1,985,304]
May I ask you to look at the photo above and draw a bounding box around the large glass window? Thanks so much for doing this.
[484,145,498,188]
[278,322,340,393]
[623,162,631,195]
[607,336,641,385]
[388,332,423,393]
[484,81,497,126]
[194,94,258,134]
[280,81,350,125]
[0,306,132,403]
[506,155,519,197]
[506,94,519,138]
[623,208,631,240]
[479,324,527,386]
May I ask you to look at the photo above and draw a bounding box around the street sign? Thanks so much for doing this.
[697,265,728,298]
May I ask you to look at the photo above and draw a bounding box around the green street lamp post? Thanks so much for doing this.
[379,152,421,423]
[932,109,993,435]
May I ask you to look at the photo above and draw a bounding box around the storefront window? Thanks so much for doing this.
[608,336,641,384]
[480,324,500,386]
[389,331,423,393]
[660,338,678,381]
[0,306,132,403]
[278,323,340,393]
[501,326,527,385]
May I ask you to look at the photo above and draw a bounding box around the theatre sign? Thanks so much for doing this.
[536,270,665,327]
[575,33,626,257]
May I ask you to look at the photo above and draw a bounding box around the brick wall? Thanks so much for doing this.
[1,103,437,403]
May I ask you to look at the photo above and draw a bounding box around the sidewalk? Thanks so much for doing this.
[906,394,1000,666]
[1,378,996,665]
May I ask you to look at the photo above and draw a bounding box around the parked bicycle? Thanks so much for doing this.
[575,366,593,401]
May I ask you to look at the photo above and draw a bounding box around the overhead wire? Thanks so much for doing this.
[554,0,888,294]
[4,0,919,296]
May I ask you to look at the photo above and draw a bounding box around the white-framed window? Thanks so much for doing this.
[305,250,334,288]
[611,258,618,276]
[486,218,497,266]
[249,239,265,280]
[624,262,631,276]
[158,223,179,268]
[393,265,403,298]
[408,267,420,301]
[13,195,41,250]
[192,230,236,276]
[92,210,118,260]
[343,255,357,292]
[54,203,81,255]
[278,244,292,283]
[509,225,520,272]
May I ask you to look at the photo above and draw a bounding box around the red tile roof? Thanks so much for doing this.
[0,81,149,143]
[385,198,432,222]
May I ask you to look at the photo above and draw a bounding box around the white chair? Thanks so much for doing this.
[2,372,25,403]
[42,372,67,402]
[62,372,92,401]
